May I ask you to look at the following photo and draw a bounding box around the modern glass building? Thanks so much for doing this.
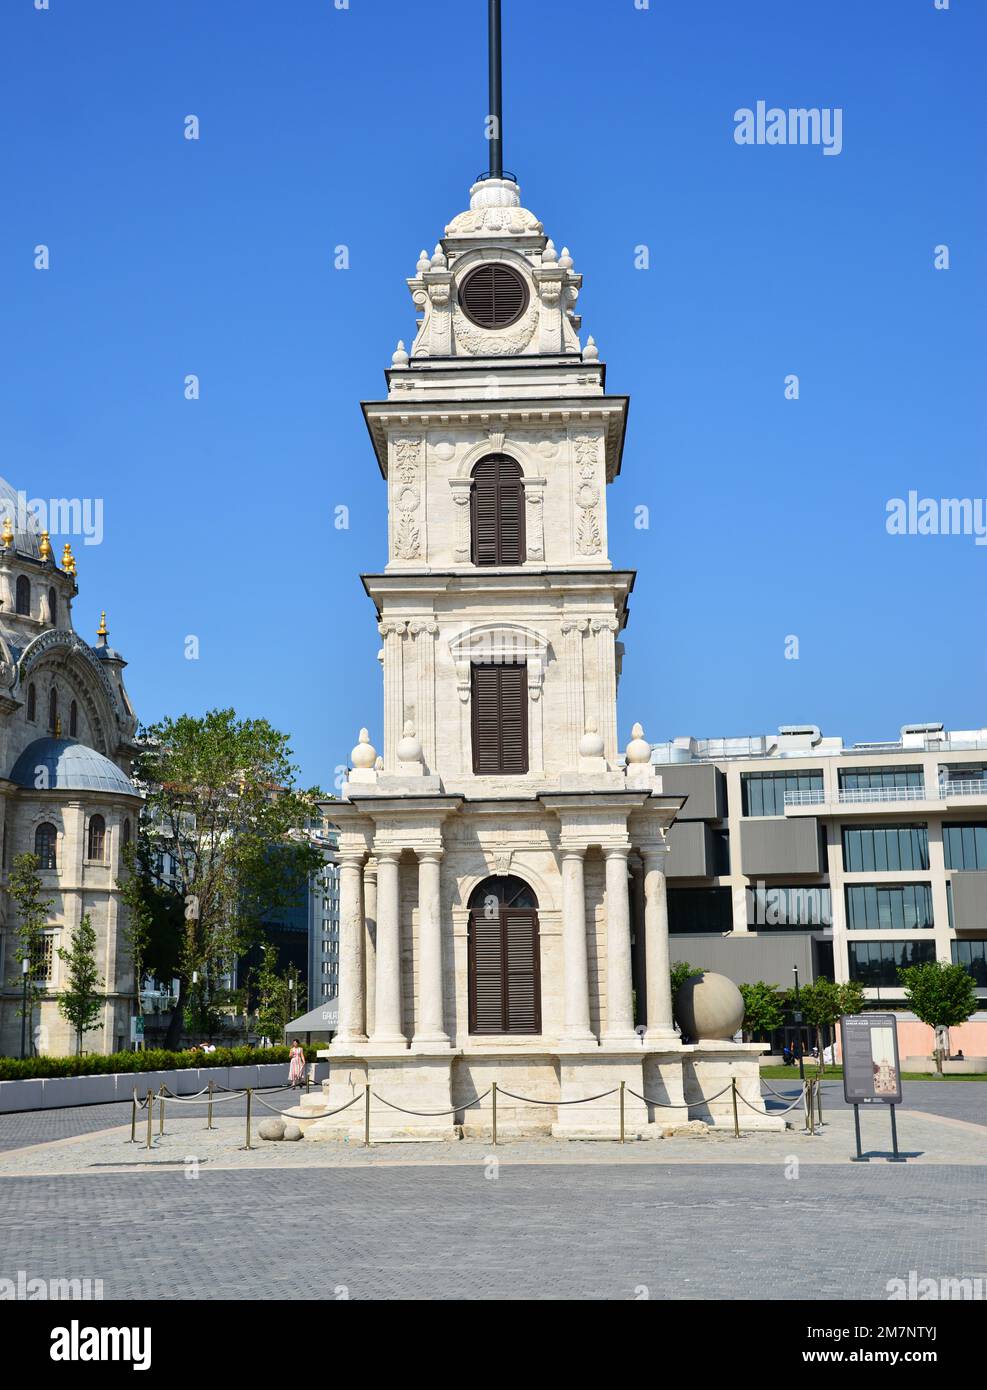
[649,721,987,1003]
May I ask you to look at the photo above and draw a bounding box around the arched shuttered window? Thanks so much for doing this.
[468,876,541,1035]
[35,822,57,870]
[15,575,30,616]
[27,684,37,722]
[470,456,524,566]
[87,814,106,862]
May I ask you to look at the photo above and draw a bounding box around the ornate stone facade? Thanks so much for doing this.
[308,177,778,1139]
[0,482,141,1057]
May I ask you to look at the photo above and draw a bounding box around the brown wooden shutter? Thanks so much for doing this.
[468,907,540,1035]
[470,456,524,566]
[471,663,528,775]
[504,910,540,1032]
[459,264,529,329]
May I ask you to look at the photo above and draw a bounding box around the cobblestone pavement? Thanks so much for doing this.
[1,1162,985,1300]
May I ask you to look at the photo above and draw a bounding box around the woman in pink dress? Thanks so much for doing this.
[288,1039,306,1088]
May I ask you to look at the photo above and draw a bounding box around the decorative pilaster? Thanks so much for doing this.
[450,480,472,563]
[413,848,449,1048]
[561,618,587,766]
[409,618,438,772]
[390,436,425,563]
[592,616,620,764]
[523,475,546,560]
[560,846,594,1044]
[642,845,676,1041]
[332,851,368,1047]
[370,848,406,1047]
[602,847,635,1043]
[378,621,406,771]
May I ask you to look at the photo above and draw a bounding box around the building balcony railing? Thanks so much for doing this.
[784,786,929,808]
[939,780,987,799]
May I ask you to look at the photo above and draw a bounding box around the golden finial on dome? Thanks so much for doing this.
[39,531,52,561]
[62,543,76,576]
[97,611,108,639]
[1,518,13,547]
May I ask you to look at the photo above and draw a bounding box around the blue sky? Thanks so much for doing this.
[1,0,984,785]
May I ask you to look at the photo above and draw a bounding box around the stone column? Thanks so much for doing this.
[593,617,619,764]
[413,849,449,1047]
[333,851,367,1046]
[378,621,406,772]
[363,858,378,1038]
[643,846,676,1041]
[560,847,594,1043]
[603,847,635,1043]
[370,849,405,1046]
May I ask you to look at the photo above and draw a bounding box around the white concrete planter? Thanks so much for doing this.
[0,1060,325,1113]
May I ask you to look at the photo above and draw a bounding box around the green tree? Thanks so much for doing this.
[254,946,303,1042]
[7,852,55,1056]
[56,915,104,1054]
[899,960,978,1073]
[738,981,786,1041]
[122,709,325,1050]
[786,976,866,1074]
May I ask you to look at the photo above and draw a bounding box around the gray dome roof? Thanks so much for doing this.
[9,738,137,796]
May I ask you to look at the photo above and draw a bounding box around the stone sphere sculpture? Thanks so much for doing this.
[283,1123,303,1142]
[675,972,745,1041]
[350,728,377,769]
[258,1117,286,1141]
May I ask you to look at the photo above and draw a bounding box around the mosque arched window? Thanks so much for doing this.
[48,587,57,626]
[467,876,540,1035]
[70,700,78,738]
[470,456,524,566]
[35,822,57,871]
[48,687,58,734]
[15,575,31,616]
[87,814,106,862]
[27,683,37,722]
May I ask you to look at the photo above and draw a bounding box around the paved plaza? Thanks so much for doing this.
[0,1081,985,1300]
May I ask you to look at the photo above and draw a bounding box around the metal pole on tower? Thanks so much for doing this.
[488,0,503,178]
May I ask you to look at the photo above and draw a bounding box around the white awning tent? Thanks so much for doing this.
[283,999,338,1040]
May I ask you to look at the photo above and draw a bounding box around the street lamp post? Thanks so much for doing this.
[20,957,29,1060]
[792,965,805,1084]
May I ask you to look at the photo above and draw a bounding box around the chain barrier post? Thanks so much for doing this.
[816,1074,824,1127]
[158,1084,165,1137]
[619,1080,626,1144]
[206,1079,215,1131]
[244,1088,253,1150]
[807,1080,816,1136]
[364,1082,371,1147]
[145,1089,153,1150]
[129,1090,137,1144]
[491,1081,497,1146]
[731,1078,739,1138]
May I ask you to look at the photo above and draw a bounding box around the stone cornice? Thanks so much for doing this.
[361,395,628,483]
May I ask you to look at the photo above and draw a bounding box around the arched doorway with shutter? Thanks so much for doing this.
[467,875,541,1035]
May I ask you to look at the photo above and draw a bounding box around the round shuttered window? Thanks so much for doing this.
[458,263,529,329]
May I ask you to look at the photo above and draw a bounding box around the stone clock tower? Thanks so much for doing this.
[307,2,776,1139]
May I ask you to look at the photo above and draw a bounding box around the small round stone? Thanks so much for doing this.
[258,1117,286,1141]
[283,1123,303,1141]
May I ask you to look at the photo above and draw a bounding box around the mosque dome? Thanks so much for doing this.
[9,737,138,796]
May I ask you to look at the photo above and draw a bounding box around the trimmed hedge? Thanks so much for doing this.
[0,1044,320,1083]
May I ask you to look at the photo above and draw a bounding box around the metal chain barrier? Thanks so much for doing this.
[625,1082,734,1108]
[369,1089,491,1118]
[736,1085,808,1116]
[494,1086,619,1106]
[252,1089,365,1119]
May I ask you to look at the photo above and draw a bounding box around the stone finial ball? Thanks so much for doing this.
[351,728,377,769]
[675,972,745,1041]
[625,721,652,764]
[258,1117,286,1141]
